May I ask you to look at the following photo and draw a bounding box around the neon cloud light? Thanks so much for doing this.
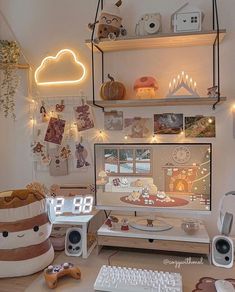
[34,49,86,86]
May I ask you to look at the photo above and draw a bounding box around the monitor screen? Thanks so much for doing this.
[95,143,211,212]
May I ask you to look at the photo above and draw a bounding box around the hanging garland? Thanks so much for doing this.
[0,40,20,119]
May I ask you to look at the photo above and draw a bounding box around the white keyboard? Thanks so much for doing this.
[94,265,183,292]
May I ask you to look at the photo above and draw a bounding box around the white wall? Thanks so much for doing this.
[0,0,235,237]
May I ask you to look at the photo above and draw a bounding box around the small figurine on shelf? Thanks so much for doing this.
[207,86,218,98]
[105,216,119,229]
[88,0,127,43]
[121,218,129,231]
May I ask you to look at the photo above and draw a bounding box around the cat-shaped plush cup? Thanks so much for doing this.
[0,189,54,277]
[98,1,123,39]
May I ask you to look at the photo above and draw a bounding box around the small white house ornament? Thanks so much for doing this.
[167,71,199,98]
[171,2,204,33]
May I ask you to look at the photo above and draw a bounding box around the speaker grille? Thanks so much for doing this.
[69,230,81,244]
[215,239,231,254]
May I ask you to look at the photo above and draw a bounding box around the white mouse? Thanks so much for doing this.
[215,280,235,292]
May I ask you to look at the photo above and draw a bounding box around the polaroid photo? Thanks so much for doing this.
[154,113,183,134]
[124,117,152,138]
[44,117,66,145]
[74,104,95,132]
[104,111,123,131]
[185,116,216,138]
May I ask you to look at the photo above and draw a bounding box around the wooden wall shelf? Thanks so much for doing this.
[86,30,226,52]
[88,96,227,109]
[0,63,30,69]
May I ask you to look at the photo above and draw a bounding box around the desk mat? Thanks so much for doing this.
[193,277,235,292]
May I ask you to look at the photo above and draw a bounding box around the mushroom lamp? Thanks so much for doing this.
[134,76,159,99]
[99,170,107,184]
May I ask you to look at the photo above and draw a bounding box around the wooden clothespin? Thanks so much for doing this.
[80,90,86,106]
[40,100,46,114]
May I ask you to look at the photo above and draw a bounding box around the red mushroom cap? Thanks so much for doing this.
[134,76,159,91]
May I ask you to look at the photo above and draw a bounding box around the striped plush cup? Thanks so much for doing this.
[0,189,54,277]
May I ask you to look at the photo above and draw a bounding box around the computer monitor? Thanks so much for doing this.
[94,143,211,213]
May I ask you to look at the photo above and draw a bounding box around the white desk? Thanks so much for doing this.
[53,212,99,259]
[25,248,235,292]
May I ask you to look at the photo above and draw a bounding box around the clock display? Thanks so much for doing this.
[172,146,191,164]
[52,196,94,215]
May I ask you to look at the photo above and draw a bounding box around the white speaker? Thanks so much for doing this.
[212,235,234,268]
[65,227,82,257]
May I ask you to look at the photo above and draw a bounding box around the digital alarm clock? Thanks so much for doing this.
[50,196,94,217]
